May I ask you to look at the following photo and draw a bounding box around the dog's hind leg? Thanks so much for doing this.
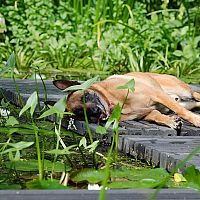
[152,92,200,127]
[144,110,182,130]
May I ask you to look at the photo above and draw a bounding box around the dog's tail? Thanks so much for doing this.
[193,92,200,102]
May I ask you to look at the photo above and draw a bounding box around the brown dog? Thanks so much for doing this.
[53,72,200,130]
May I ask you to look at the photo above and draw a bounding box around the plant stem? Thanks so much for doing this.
[83,93,93,144]
[99,131,115,200]
[32,120,43,180]
[114,127,119,163]
[83,92,98,168]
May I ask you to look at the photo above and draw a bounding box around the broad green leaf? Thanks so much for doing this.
[173,50,183,57]
[26,179,69,189]
[194,36,200,48]
[5,52,16,68]
[111,167,169,182]
[151,13,158,23]
[117,79,135,92]
[1,141,34,154]
[85,140,99,153]
[5,159,71,172]
[5,116,19,126]
[38,106,58,119]
[19,91,38,117]
[38,97,72,119]
[109,179,160,189]
[71,168,105,184]
[184,165,200,189]
[64,76,99,91]
[0,124,77,137]
[183,44,193,58]
[0,52,16,74]
[96,125,107,135]
[54,96,67,112]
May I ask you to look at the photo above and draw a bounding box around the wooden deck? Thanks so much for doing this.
[1,79,200,199]
[0,79,200,172]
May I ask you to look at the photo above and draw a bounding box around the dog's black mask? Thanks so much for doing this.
[72,92,107,123]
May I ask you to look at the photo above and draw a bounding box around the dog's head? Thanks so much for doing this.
[53,80,111,123]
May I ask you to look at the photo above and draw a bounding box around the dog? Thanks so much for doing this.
[53,72,200,130]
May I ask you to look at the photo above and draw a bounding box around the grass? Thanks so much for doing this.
[0,0,200,80]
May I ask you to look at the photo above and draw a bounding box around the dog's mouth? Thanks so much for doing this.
[72,92,110,123]
[73,105,109,123]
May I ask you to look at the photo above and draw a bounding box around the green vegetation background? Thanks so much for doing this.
[0,0,200,82]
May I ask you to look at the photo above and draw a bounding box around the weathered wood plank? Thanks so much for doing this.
[119,135,200,171]
[0,189,200,200]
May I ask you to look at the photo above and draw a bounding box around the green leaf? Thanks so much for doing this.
[117,79,135,92]
[151,13,158,23]
[5,116,19,126]
[111,167,169,183]
[45,145,76,155]
[79,137,87,148]
[0,124,77,137]
[85,140,99,153]
[54,96,67,112]
[26,179,69,189]
[64,76,99,91]
[71,168,105,184]
[38,97,72,119]
[1,98,9,108]
[19,91,38,117]
[105,103,121,131]
[194,36,200,48]
[109,179,160,189]
[96,125,107,135]
[38,106,58,119]
[0,52,16,74]
[173,50,183,57]
[5,159,71,172]
[0,183,21,189]
[183,45,193,59]
[1,141,34,154]
[5,52,16,68]
[184,165,200,189]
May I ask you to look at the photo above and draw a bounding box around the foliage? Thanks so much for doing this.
[0,0,199,80]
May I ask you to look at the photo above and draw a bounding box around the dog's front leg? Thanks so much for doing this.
[144,110,182,130]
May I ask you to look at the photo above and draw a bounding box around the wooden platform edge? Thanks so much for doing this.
[0,189,200,200]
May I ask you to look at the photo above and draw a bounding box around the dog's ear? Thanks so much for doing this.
[53,80,80,90]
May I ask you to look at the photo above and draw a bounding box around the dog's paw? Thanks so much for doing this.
[191,114,200,127]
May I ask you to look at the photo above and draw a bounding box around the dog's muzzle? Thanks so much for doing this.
[72,92,110,123]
